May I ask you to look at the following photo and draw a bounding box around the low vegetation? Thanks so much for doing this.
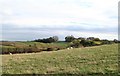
[0,41,69,54]
[0,36,118,54]
[1,44,118,75]
[0,35,119,75]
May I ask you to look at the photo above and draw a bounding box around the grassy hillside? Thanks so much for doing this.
[0,41,69,54]
[0,41,69,48]
[1,44,118,75]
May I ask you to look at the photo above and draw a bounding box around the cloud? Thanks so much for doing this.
[2,29,118,41]
[0,0,119,40]
[2,24,118,41]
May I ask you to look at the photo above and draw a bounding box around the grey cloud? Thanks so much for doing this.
[2,24,118,41]
[2,24,117,33]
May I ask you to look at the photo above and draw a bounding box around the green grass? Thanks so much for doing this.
[93,41,102,45]
[1,44,118,75]
[1,41,69,54]
[0,41,68,48]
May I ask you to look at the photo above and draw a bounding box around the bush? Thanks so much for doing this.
[65,35,75,42]
[80,40,96,47]
[1,46,41,54]
[47,48,54,51]
[34,36,59,43]
[101,40,112,44]
[69,39,82,48]
[93,38,100,41]
[113,39,118,43]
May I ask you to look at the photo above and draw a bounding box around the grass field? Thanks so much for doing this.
[1,44,119,75]
[0,41,69,54]
[0,41,69,49]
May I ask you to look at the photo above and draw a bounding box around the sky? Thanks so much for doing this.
[0,0,119,41]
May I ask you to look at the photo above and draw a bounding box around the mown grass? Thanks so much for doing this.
[1,44,119,75]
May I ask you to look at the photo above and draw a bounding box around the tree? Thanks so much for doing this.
[69,39,81,48]
[93,38,100,41]
[80,40,95,47]
[65,35,75,42]
[34,36,59,43]
[101,39,111,44]
[87,37,95,40]
[78,37,85,40]
[52,36,59,42]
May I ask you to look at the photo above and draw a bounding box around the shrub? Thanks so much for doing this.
[47,48,54,51]
[34,36,59,43]
[2,46,41,54]
[69,39,82,48]
[80,40,96,47]
[101,40,112,44]
[113,39,118,43]
[93,38,100,41]
[65,35,75,42]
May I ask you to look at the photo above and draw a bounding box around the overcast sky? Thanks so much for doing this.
[0,0,119,41]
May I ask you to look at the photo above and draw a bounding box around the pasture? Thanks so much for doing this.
[1,44,119,75]
[0,41,69,54]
